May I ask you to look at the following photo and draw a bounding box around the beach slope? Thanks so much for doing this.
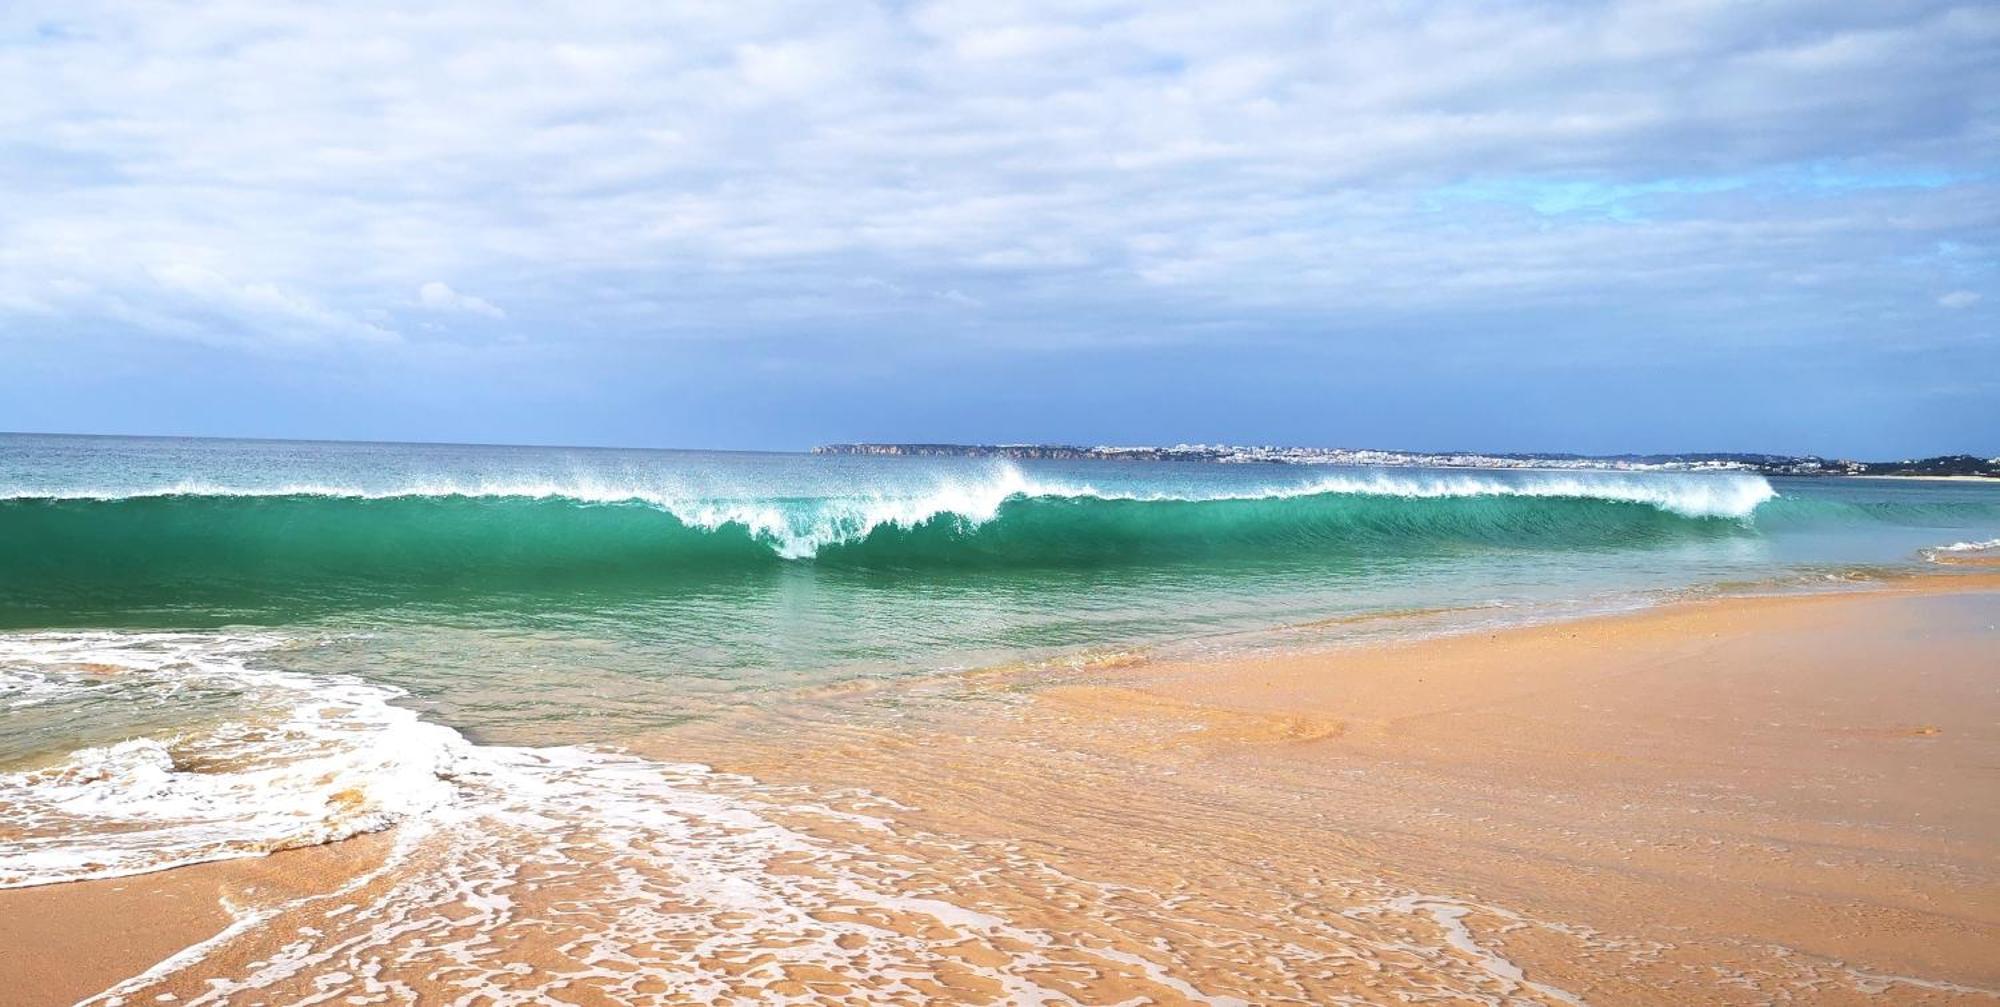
[11,577,1999,1005]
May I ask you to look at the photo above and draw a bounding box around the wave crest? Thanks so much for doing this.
[0,468,1781,625]
[0,465,1775,561]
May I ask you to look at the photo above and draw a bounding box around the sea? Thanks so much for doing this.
[3,432,1997,1001]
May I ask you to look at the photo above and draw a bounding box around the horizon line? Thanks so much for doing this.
[4,428,1995,465]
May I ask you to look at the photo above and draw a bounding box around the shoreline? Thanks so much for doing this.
[9,571,2000,1004]
[0,833,393,1007]
[1007,562,2000,691]
[665,574,2000,1001]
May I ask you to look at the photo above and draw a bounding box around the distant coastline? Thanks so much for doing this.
[812,442,2000,478]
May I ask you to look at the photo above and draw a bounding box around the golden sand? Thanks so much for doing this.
[0,833,390,1005]
[1932,553,2000,567]
[9,575,1999,1005]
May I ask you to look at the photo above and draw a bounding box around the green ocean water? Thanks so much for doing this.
[4,433,1998,735]
[1,483,1761,619]
[2,432,1998,891]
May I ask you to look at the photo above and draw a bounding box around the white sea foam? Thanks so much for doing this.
[1928,537,2000,553]
[1270,470,1775,520]
[16,629,1931,1004]
[27,631,1267,1005]
[0,464,1775,559]
[0,633,460,887]
[1921,537,2000,562]
[1372,896,1587,1006]
[33,637,1544,1006]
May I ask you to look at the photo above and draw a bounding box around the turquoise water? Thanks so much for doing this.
[2,431,1998,890]
[5,432,2000,741]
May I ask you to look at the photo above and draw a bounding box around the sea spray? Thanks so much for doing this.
[0,470,1785,623]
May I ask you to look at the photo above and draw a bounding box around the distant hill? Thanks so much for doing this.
[812,443,2000,478]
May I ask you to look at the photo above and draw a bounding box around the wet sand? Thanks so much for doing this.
[1931,553,2000,568]
[10,575,1999,1005]
[0,833,390,1006]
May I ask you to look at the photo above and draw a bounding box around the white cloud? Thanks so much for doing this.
[418,281,506,319]
[0,1,1992,355]
[143,262,398,345]
[1938,290,1983,309]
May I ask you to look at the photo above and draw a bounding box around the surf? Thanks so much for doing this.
[0,469,1786,623]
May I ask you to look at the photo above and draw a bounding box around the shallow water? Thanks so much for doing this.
[5,434,1999,1003]
[2,435,1998,932]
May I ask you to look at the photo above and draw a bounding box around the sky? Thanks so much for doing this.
[1,1,1995,457]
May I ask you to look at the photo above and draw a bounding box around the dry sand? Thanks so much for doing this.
[9,575,1998,1005]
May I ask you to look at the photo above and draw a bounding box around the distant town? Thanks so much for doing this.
[813,443,2000,478]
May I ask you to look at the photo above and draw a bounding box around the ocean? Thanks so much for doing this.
[3,432,1997,999]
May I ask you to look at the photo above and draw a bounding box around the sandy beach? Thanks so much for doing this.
[11,1,1997,1002]
[9,574,1999,1005]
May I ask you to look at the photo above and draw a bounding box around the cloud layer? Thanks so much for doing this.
[1,1,1994,450]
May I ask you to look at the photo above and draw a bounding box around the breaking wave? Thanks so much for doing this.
[0,468,1784,623]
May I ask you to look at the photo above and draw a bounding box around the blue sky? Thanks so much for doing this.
[1,1,1995,457]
